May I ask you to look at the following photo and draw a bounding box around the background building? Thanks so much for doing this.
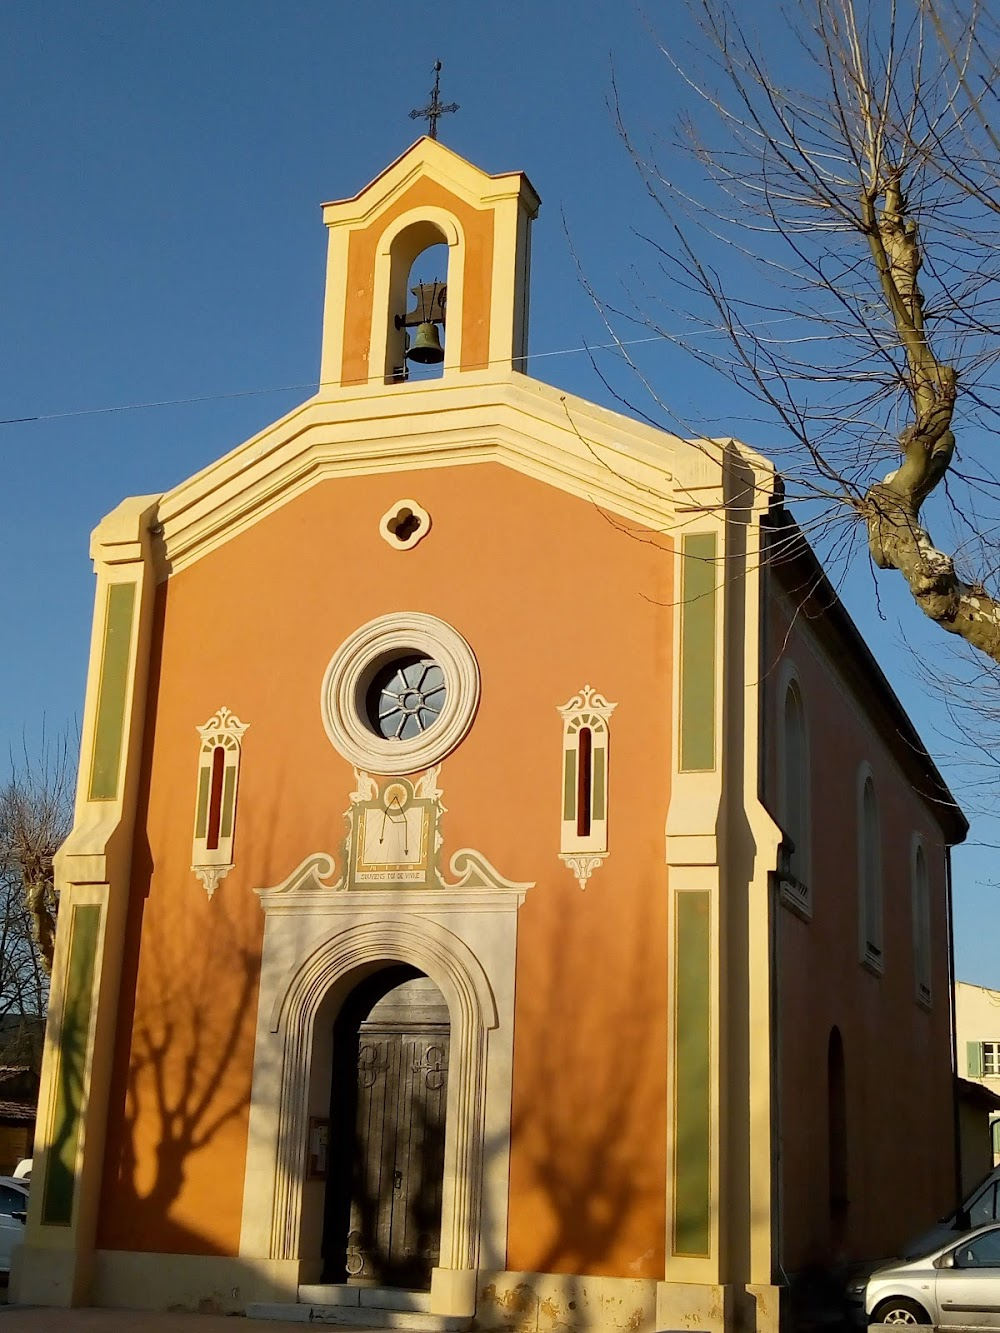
[956,981,1000,1188]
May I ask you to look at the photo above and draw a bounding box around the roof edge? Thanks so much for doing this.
[321,136,540,212]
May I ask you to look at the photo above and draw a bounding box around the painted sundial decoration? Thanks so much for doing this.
[350,768,443,889]
[255,765,533,904]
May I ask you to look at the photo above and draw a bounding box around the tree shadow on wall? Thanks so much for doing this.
[107,879,259,1253]
[475,881,667,1333]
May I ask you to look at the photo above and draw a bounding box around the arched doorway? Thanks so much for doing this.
[323,965,450,1290]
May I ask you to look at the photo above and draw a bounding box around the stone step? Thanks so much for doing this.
[299,1284,434,1310]
[247,1299,470,1331]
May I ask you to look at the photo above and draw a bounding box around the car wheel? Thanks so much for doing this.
[871,1297,931,1325]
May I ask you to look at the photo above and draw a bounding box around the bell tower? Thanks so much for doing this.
[318,138,540,389]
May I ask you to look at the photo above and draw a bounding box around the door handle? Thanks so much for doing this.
[394,1170,403,1191]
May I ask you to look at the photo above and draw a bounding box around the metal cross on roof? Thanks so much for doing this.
[409,60,459,141]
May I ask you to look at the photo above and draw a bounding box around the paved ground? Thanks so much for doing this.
[0,1310,348,1331]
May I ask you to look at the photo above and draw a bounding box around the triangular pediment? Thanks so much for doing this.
[321,137,540,227]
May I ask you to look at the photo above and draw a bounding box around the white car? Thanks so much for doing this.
[0,1177,28,1275]
[858,1220,1000,1324]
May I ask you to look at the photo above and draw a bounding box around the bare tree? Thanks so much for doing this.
[609,0,1000,663]
[0,735,74,1011]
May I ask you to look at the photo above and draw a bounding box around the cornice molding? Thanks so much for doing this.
[151,374,759,578]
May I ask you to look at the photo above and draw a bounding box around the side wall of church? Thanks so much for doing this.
[94,461,674,1282]
[763,584,955,1271]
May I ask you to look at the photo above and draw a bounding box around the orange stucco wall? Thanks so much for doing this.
[341,178,494,385]
[763,585,956,1269]
[97,462,672,1279]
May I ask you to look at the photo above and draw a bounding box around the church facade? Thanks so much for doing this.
[14,140,966,1333]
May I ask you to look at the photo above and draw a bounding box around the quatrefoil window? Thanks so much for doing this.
[379,498,431,550]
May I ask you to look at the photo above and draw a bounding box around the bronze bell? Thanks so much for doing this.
[406,321,445,364]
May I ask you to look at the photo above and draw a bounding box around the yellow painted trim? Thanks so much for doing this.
[21,496,160,1306]
[148,373,767,580]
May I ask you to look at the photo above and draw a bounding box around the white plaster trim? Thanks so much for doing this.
[379,497,431,550]
[241,873,524,1281]
[559,852,607,890]
[192,863,234,897]
[196,705,249,746]
[320,612,480,775]
[557,685,617,880]
[191,706,249,898]
[255,847,532,919]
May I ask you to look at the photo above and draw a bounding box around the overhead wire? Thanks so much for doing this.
[0,335,670,428]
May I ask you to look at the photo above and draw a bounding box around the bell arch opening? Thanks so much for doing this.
[385,220,452,384]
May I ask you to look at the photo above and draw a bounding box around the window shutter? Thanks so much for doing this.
[968,1041,985,1078]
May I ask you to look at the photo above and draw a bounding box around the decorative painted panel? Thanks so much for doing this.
[41,904,101,1227]
[557,685,617,889]
[679,534,717,773]
[672,890,712,1258]
[88,582,136,801]
[191,707,248,898]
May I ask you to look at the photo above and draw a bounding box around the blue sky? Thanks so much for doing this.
[3,2,997,985]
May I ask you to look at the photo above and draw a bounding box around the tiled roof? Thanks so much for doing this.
[0,1101,36,1123]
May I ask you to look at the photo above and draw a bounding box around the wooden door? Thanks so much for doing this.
[325,969,449,1290]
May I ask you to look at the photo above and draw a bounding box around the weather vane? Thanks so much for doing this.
[409,60,459,141]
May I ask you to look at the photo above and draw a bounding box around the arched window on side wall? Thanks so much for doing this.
[858,770,883,972]
[778,673,811,916]
[912,839,932,1007]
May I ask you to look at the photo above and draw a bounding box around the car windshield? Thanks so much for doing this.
[969,1182,999,1227]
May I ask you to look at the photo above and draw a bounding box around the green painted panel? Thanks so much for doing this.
[673,890,712,1257]
[220,764,237,840]
[88,582,136,801]
[194,765,211,840]
[592,744,606,821]
[562,748,575,822]
[42,904,101,1227]
[679,534,717,772]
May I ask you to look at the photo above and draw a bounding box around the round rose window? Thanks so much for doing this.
[366,655,447,740]
[321,613,480,775]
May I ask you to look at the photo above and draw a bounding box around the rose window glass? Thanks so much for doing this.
[366,655,447,740]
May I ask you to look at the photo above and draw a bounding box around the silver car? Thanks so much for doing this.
[0,1177,28,1274]
[860,1221,1000,1325]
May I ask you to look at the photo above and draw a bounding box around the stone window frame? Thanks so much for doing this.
[557,685,617,889]
[321,612,480,776]
[191,707,248,898]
